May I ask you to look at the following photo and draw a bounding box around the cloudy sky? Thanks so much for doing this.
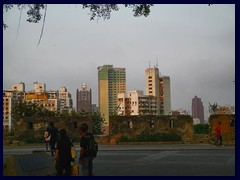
[3,4,235,120]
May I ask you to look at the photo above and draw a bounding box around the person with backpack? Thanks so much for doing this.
[55,129,73,176]
[44,127,51,150]
[78,123,98,176]
[49,122,59,156]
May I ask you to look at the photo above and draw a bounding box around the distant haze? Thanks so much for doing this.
[3,4,235,120]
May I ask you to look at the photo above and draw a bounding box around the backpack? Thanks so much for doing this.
[86,133,98,158]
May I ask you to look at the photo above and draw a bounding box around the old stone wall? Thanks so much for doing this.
[109,115,194,143]
[209,114,235,145]
[14,116,93,140]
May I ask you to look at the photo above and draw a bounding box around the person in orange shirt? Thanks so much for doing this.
[214,121,223,146]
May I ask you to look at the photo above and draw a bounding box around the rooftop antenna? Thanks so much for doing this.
[149,61,151,69]
[156,57,158,68]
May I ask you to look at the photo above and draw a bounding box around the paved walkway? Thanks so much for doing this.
[4,143,235,152]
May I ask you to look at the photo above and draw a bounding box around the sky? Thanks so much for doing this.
[3,4,235,120]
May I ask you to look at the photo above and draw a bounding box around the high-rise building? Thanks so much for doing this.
[76,83,92,113]
[192,96,204,124]
[118,90,157,116]
[145,67,160,115]
[145,67,171,115]
[98,65,126,134]
[3,82,25,131]
[159,75,171,115]
[59,86,73,114]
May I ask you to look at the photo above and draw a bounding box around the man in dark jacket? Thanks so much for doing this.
[49,122,58,156]
[79,123,94,176]
[55,129,73,176]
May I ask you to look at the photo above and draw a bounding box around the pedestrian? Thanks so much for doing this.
[55,129,73,176]
[213,121,223,146]
[44,127,51,150]
[79,123,97,176]
[49,122,59,156]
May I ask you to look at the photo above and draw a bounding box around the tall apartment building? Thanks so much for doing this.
[192,96,204,124]
[3,82,25,131]
[25,83,59,112]
[159,75,171,115]
[118,90,157,116]
[98,65,126,134]
[145,67,171,115]
[76,83,92,113]
[59,87,73,114]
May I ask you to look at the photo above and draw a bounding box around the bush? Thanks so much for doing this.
[118,132,182,142]
[194,124,209,134]
[22,136,45,143]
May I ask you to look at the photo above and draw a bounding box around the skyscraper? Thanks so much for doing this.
[59,86,73,114]
[98,65,126,134]
[145,67,160,115]
[192,96,204,124]
[159,75,171,115]
[76,83,92,113]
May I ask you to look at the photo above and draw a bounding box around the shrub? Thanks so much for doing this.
[22,136,45,143]
[118,132,182,142]
[194,124,209,134]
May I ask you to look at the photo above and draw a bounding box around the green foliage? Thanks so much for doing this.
[22,136,45,143]
[209,102,218,114]
[12,101,57,120]
[91,112,104,135]
[3,4,153,29]
[194,124,209,134]
[118,132,182,142]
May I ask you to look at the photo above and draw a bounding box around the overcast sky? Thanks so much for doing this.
[3,4,235,120]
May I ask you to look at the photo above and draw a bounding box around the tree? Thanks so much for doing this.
[12,101,57,120]
[208,102,218,115]
[3,4,153,45]
[91,112,105,135]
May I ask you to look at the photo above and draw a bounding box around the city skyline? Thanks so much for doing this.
[3,4,235,120]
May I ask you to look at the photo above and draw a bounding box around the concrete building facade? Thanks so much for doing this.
[159,75,171,115]
[145,67,160,115]
[59,87,73,114]
[76,83,92,113]
[3,82,25,131]
[118,90,157,116]
[25,83,59,112]
[145,67,171,115]
[192,96,204,124]
[98,65,126,134]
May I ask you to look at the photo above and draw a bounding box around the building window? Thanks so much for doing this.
[149,120,154,128]
[149,84,152,86]
[230,118,235,127]
[169,119,175,128]
[28,122,33,130]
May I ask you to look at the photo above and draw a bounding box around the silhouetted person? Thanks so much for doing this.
[49,122,58,156]
[79,123,95,176]
[55,129,73,176]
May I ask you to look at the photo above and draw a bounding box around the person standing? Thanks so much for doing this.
[44,127,51,150]
[214,121,223,146]
[55,129,73,176]
[49,122,59,156]
[79,124,95,176]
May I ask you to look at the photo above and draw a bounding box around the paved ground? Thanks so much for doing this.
[3,144,235,176]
